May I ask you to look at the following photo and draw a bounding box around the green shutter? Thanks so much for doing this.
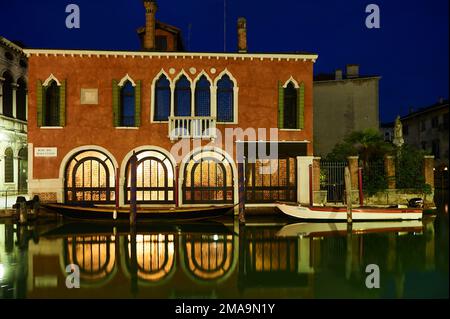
[298,82,305,129]
[112,80,120,127]
[135,80,141,127]
[36,80,43,127]
[278,81,284,129]
[59,80,66,126]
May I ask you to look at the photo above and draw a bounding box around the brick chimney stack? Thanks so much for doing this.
[346,64,359,78]
[237,17,247,53]
[143,0,158,51]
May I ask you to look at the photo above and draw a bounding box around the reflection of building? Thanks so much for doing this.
[0,36,28,194]
[313,65,381,157]
[24,0,318,206]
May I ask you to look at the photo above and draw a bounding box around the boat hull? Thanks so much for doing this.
[42,203,234,223]
[277,204,423,221]
[276,220,424,237]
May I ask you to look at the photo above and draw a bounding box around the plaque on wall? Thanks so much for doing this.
[80,88,98,105]
[34,147,58,157]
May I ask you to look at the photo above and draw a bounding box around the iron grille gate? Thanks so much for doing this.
[320,161,346,203]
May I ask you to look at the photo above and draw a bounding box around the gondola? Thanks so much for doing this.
[41,203,235,223]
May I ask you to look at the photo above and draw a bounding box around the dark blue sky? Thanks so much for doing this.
[1,0,448,123]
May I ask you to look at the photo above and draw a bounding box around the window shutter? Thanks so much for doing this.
[59,80,66,126]
[278,81,284,129]
[298,82,305,129]
[36,80,44,127]
[112,80,120,127]
[135,80,141,127]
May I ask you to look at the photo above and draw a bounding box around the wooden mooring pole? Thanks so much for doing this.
[344,166,353,223]
[130,152,137,226]
[238,158,246,224]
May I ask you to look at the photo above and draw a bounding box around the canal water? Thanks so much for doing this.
[0,193,448,299]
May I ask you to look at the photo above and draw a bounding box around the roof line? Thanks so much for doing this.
[22,48,318,62]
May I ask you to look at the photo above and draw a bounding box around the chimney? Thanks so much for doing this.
[409,107,414,114]
[439,97,444,104]
[335,69,343,80]
[143,0,158,51]
[237,17,247,53]
[346,64,359,78]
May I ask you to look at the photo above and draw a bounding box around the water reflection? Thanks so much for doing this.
[0,196,448,299]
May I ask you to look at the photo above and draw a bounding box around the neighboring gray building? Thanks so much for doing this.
[401,99,449,169]
[313,65,381,157]
[0,36,28,194]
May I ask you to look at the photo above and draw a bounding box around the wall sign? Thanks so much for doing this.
[35,147,58,157]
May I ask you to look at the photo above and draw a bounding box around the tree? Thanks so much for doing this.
[326,128,393,167]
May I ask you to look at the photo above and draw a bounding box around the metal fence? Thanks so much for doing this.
[320,161,346,203]
[1,190,28,210]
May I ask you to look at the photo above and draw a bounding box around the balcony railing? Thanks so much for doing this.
[168,116,216,140]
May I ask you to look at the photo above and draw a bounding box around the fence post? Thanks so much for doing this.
[344,166,353,223]
[347,156,359,204]
[358,167,364,206]
[384,155,396,189]
[309,164,313,206]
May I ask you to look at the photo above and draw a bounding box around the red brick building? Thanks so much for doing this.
[24,0,318,207]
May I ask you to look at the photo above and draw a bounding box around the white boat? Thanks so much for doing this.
[276,220,424,237]
[277,204,423,221]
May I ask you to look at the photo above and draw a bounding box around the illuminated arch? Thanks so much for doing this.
[62,235,118,287]
[122,233,176,286]
[179,233,237,285]
[180,147,237,205]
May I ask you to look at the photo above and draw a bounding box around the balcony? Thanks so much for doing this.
[168,116,216,140]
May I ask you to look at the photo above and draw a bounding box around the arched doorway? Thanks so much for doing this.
[64,150,116,204]
[182,149,234,204]
[124,150,175,204]
[17,148,28,193]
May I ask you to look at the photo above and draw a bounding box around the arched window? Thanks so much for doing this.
[183,150,234,204]
[175,75,191,117]
[195,75,211,117]
[284,82,298,129]
[154,74,171,121]
[125,150,175,204]
[4,148,14,183]
[2,72,13,117]
[45,80,60,126]
[217,74,234,122]
[16,78,27,121]
[65,150,116,203]
[120,81,135,127]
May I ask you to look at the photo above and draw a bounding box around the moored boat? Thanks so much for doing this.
[42,203,235,223]
[277,203,423,221]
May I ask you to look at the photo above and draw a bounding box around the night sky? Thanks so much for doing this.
[1,0,448,123]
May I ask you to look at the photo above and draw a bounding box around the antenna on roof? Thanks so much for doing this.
[224,0,227,52]
[188,23,192,51]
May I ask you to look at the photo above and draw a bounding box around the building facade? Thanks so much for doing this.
[401,99,449,169]
[24,1,318,207]
[313,65,380,157]
[0,36,28,195]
